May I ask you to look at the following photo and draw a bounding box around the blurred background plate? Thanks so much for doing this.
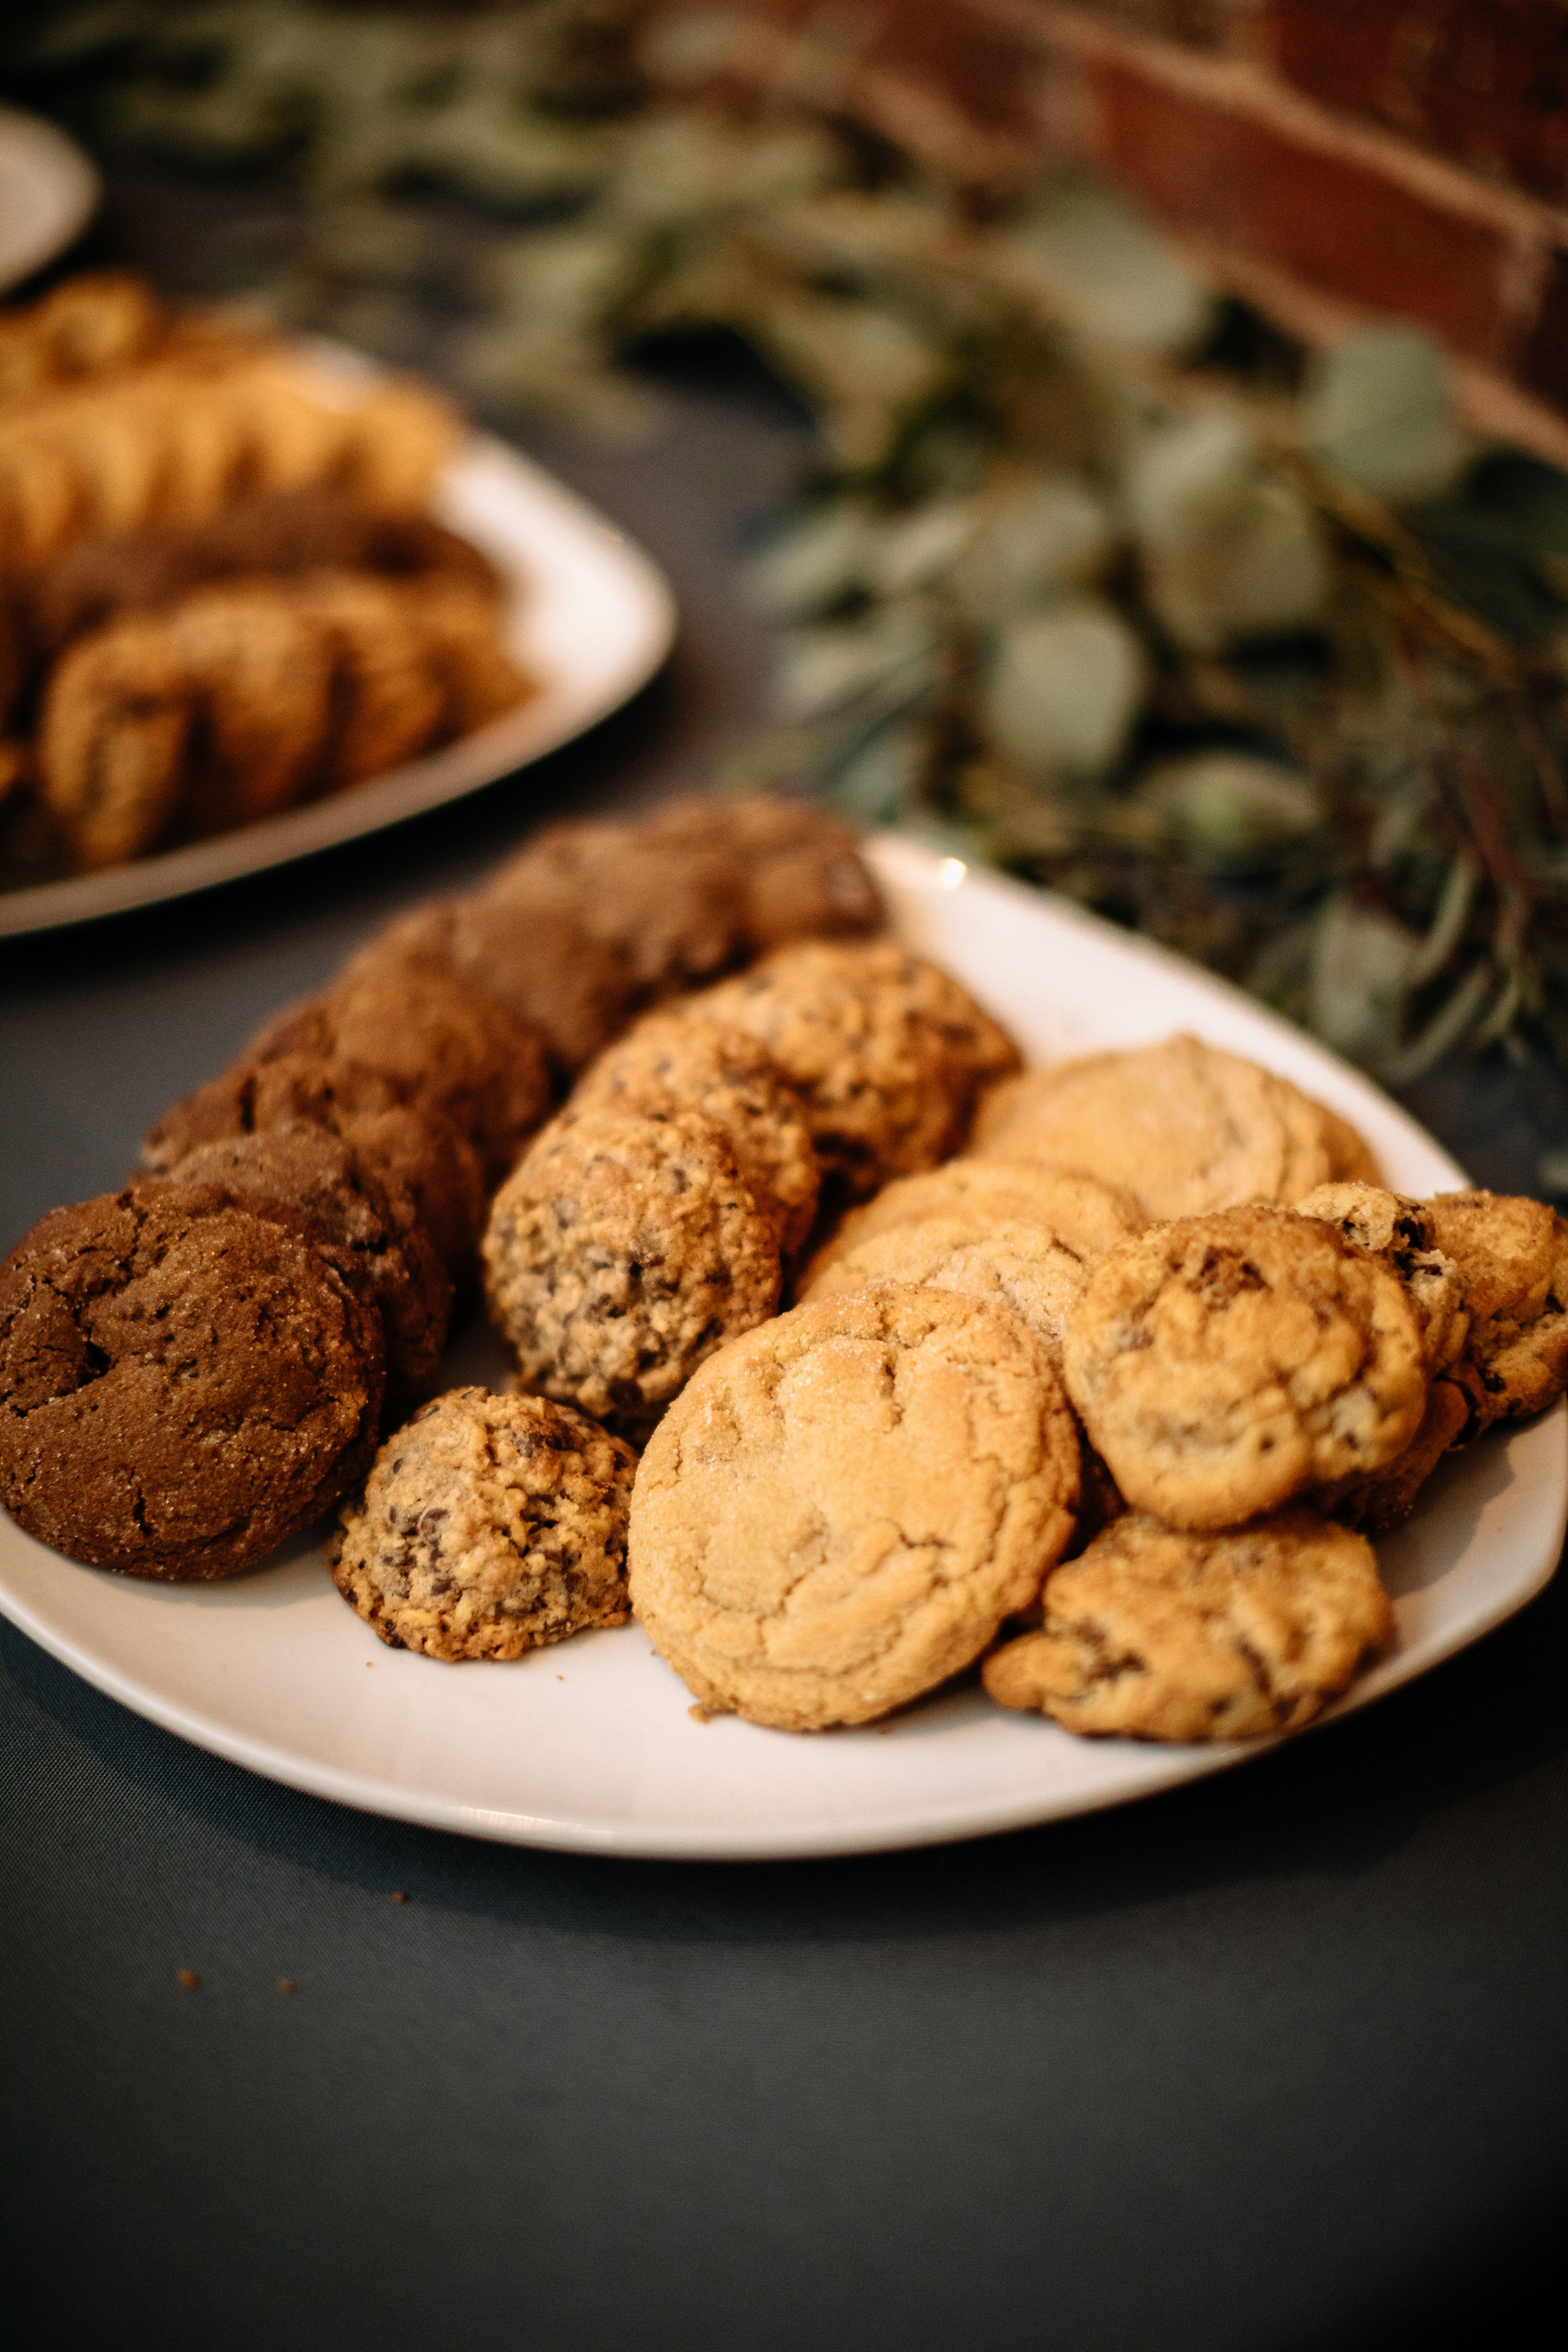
[0,105,99,293]
[0,391,677,938]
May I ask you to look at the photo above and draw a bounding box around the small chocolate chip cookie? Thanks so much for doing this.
[1426,1190,1568,1435]
[629,1282,1081,1731]
[1062,1205,1428,1529]
[983,1509,1393,1741]
[684,940,1021,1198]
[0,1186,384,1579]
[483,1108,783,1438]
[330,1386,638,1660]
[1296,1182,1469,1374]
[571,1013,821,1258]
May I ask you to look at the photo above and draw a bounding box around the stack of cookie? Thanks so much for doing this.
[0,796,884,1590]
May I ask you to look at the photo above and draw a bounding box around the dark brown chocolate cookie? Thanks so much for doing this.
[645,794,884,952]
[248,954,550,1186]
[0,1186,385,1580]
[487,814,742,999]
[144,1128,450,1427]
[141,1051,487,1283]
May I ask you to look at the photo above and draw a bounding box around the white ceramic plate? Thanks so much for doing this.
[0,358,676,938]
[1,836,1563,1857]
[0,106,99,295]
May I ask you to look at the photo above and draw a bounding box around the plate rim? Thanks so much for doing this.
[0,105,100,295]
[1,836,1563,1859]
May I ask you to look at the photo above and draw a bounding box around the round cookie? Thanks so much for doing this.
[330,1386,638,1660]
[1426,1190,1568,1432]
[801,1157,1145,1291]
[571,1013,821,1258]
[0,1186,384,1580]
[1296,1182,1468,1375]
[684,939,1021,1198]
[645,794,884,951]
[799,1213,1097,1373]
[973,1036,1378,1220]
[982,1509,1392,1741]
[629,1283,1081,1731]
[142,1050,487,1282]
[483,1107,783,1438]
[148,1127,451,1427]
[1062,1205,1428,1529]
[250,951,550,1186]
[489,815,742,999]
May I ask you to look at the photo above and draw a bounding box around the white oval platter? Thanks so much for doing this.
[1,835,1563,1858]
[0,371,676,937]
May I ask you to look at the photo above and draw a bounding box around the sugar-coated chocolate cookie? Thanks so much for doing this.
[629,1283,1079,1731]
[331,1386,637,1661]
[0,1186,384,1579]
[983,1509,1392,1741]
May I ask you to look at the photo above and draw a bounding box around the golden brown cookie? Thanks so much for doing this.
[1296,1183,1469,1374]
[571,1013,821,1258]
[483,1109,783,1438]
[800,1157,1145,1291]
[629,1283,1081,1731]
[330,1386,637,1661]
[36,613,192,868]
[1329,1377,1471,1535]
[683,939,1021,1199]
[1426,1190,1568,1434]
[0,1186,384,1580]
[1062,1205,1428,1529]
[983,1509,1392,1741]
[645,794,884,952]
[799,1213,1096,1373]
[973,1036,1379,1220]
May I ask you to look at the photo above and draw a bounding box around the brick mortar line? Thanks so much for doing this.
[978,0,1568,245]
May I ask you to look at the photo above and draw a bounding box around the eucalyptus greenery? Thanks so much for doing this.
[12,1,1568,1090]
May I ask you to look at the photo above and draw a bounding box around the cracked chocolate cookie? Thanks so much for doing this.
[489,813,742,1000]
[973,1036,1379,1220]
[571,1013,821,1258]
[982,1509,1393,1741]
[683,939,1021,1199]
[0,1186,384,1579]
[1062,1205,1428,1529]
[330,1386,638,1661]
[644,794,884,952]
[629,1282,1080,1731]
[483,1107,783,1439]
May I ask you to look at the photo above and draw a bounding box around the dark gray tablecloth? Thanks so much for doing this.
[3,173,1565,2352]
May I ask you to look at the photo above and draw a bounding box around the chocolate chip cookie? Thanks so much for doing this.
[629,1283,1081,1731]
[801,1158,1145,1292]
[1062,1205,1428,1528]
[1426,1190,1568,1433]
[799,1213,1099,1374]
[983,1509,1393,1741]
[483,1108,783,1439]
[0,1186,384,1578]
[330,1386,637,1660]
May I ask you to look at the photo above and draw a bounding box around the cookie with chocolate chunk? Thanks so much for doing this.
[0,1186,384,1579]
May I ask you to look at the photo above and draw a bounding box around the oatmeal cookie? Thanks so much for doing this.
[146,1127,450,1426]
[1296,1183,1469,1373]
[571,1013,820,1258]
[683,940,1021,1198]
[629,1283,1080,1731]
[801,1158,1144,1291]
[142,1050,487,1282]
[645,794,884,951]
[973,1036,1379,1220]
[983,1509,1392,1741]
[483,1108,783,1438]
[251,953,551,1186]
[330,1386,637,1661]
[0,1186,384,1579]
[1426,1190,1568,1433]
[800,1213,1100,1374]
[1062,1205,1428,1528]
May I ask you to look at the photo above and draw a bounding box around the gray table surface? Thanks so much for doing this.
[3,172,1566,2352]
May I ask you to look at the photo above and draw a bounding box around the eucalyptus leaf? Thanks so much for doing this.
[982,598,1148,781]
[776,608,938,725]
[1309,894,1421,1064]
[1126,412,1329,651]
[1007,179,1214,355]
[748,500,877,621]
[1305,327,1465,506]
[950,474,1116,624]
[1134,752,1322,870]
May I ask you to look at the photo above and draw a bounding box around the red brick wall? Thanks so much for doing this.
[722,1,1568,457]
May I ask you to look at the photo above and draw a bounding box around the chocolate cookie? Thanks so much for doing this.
[489,813,742,999]
[645,794,884,952]
[684,940,1021,1198]
[983,1509,1393,1741]
[0,1186,384,1579]
[146,1127,450,1427]
[249,951,550,1186]
[571,1013,821,1258]
[1062,1205,1428,1529]
[330,1386,638,1661]
[142,1050,487,1282]
[629,1283,1080,1731]
[483,1108,783,1439]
